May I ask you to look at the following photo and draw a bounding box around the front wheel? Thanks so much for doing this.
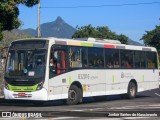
[67,85,82,105]
[127,82,137,99]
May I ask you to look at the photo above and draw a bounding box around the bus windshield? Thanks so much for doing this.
[5,49,47,78]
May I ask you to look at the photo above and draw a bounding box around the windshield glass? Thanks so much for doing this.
[5,49,47,78]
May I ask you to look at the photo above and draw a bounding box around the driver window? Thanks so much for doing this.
[49,46,66,78]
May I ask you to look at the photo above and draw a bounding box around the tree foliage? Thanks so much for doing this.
[72,24,128,44]
[2,29,32,46]
[0,0,39,41]
[141,26,160,54]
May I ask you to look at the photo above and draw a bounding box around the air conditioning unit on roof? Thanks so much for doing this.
[87,37,121,44]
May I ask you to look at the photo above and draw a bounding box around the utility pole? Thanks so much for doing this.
[38,0,41,37]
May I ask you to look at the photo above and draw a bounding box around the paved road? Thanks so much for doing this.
[0,88,159,120]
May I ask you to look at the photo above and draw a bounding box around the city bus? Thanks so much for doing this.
[3,37,159,105]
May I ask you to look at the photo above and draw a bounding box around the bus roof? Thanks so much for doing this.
[11,37,157,52]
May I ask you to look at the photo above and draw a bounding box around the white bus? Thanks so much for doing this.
[3,37,159,105]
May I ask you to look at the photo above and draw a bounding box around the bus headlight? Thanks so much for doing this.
[36,81,44,90]
[4,81,9,90]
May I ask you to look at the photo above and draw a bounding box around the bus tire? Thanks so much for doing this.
[127,82,137,99]
[67,85,82,105]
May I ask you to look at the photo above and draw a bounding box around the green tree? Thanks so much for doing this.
[0,0,39,41]
[141,26,160,54]
[2,29,32,46]
[73,24,98,38]
[96,26,117,39]
[117,34,128,44]
[72,25,128,44]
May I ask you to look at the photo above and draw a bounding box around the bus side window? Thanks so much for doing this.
[120,50,133,69]
[49,57,57,78]
[146,52,157,69]
[69,46,87,68]
[56,50,66,74]
[49,49,66,78]
[88,48,104,68]
[105,49,119,69]
[134,51,146,69]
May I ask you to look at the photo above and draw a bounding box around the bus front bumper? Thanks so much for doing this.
[4,88,48,101]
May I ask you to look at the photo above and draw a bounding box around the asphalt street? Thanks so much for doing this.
[0,88,159,120]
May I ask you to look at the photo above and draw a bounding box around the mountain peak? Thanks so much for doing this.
[55,16,64,23]
[23,16,75,38]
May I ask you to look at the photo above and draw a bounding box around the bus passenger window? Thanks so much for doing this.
[107,62,113,68]
[125,60,131,68]
[146,52,157,69]
[88,48,104,68]
[105,49,119,69]
[134,51,146,69]
[69,46,87,68]
[120,50,133,69]
[114,61,119,68]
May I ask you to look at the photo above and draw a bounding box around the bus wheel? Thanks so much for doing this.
[127,82,137,99]
[67,85,82,105]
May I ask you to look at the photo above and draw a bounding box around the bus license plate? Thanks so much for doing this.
[18,93,26,97]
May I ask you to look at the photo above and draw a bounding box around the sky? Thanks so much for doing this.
[18,0,160,44]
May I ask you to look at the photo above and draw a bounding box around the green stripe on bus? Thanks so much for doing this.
[81,42,93,47]
[69,76,72,85]
[8,84,38,92]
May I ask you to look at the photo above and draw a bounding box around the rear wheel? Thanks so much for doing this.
[127,82,137,99]
[67,85,82,105]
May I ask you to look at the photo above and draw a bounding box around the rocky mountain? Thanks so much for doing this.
[23,16,76,38]
[128,39,142,46]
[23,28,37,37]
